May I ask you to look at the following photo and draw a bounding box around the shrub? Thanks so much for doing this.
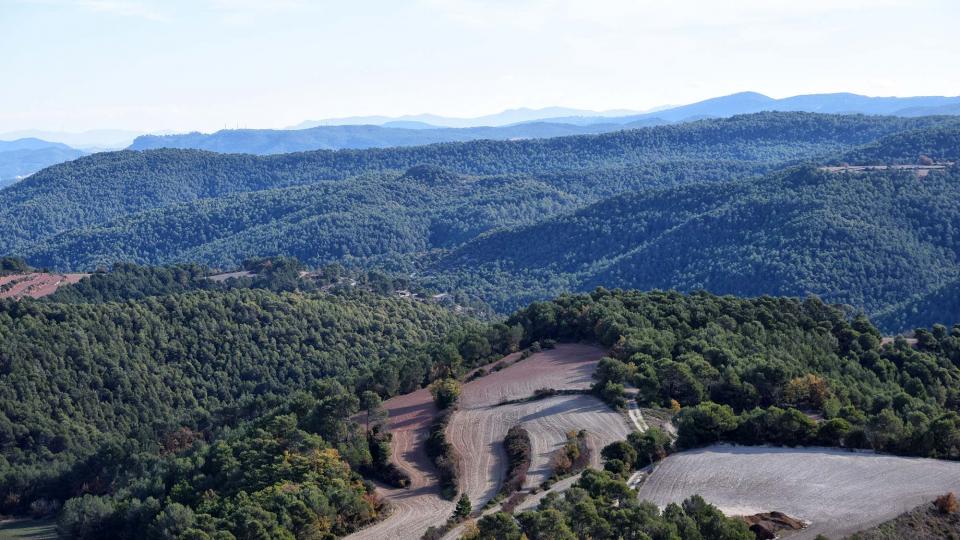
[935,492,958,514]
[429,378,462,409]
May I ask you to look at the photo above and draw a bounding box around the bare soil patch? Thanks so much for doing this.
[637,444,960,540]
[0,273,88,299]
[348,343,614,539]
[348,386,453,540]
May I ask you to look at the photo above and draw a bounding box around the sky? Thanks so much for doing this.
[1,0,958,133]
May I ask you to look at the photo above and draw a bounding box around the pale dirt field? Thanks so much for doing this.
[637,444,960,540]
[347,386,455,540]
[449,394,632,508]
[347,343,615,539]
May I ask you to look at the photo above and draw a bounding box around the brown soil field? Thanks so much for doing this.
[449,393,631,507]
[637,444,960,540]
[348,386,454,540]
[449,344,629,517]
[347,344,616,539]
[459,344,601,409]
[0,273,88,299]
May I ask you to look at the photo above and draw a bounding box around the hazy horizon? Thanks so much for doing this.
[3,0,959,133]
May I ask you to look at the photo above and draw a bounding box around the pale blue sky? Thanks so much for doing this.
[2,0,958,132]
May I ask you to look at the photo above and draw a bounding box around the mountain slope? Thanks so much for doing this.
[16,161,762,270]
[291,106,641,129]
[429,163,960,322]
[559,92,960,124]
[293,93,960,129]
[3,112,935,263]
[873,279,960,332]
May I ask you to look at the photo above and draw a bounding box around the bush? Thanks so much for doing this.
[935,492,958,514]
[429,378,462,409]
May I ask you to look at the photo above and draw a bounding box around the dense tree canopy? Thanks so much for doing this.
[430,163,960,330]
[2,112,944,266]
[513,289,960,459]
[0,285,514,526]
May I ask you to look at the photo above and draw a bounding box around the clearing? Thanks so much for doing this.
[636,444,960,540]
[347,343,625,539]
[819,163,953,178]
[0,273,88,299]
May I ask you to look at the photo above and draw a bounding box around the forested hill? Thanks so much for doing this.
[0,285,515,537]
[835,120,960,165]
[16,162,762,271]
[874,279,960,332]
[429,163,960,329]
[0,112,947,265]
[6,285,960,537]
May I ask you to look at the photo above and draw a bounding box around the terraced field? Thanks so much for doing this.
[348,385,453,540]
[637,444,960,539]
[347,344,627,539]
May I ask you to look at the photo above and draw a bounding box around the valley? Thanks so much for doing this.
[7,3,960,538]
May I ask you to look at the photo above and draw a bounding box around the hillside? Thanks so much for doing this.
[294,92,960,129]
[580,92,960,124]
[835,120,960,165]
[8,283,960,539]
[429,161,960,326]
[16,162,765,271]
[0,284,518,538]
[873,279,960,333]
[127,119,665,154]
[2,112,929,267]
[847,499,960,539]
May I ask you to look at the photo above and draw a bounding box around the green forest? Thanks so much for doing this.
[3,110,960,538]
[514,289,960,458]
[3,113,959,332]
[4,281,960,538]
[429,163,960,330]
[1,112,945,261]
[0,279,525,538]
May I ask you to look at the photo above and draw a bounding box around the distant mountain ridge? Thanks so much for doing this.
[128,119,667,155]
[127,92,960,155]
[289,106,644,129]
[294,92,960,130]
[0,138,87,189]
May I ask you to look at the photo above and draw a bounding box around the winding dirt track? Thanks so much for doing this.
[637,444,960,540]
[347,344,619,539]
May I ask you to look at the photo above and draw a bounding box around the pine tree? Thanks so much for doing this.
[455,494,472,519]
